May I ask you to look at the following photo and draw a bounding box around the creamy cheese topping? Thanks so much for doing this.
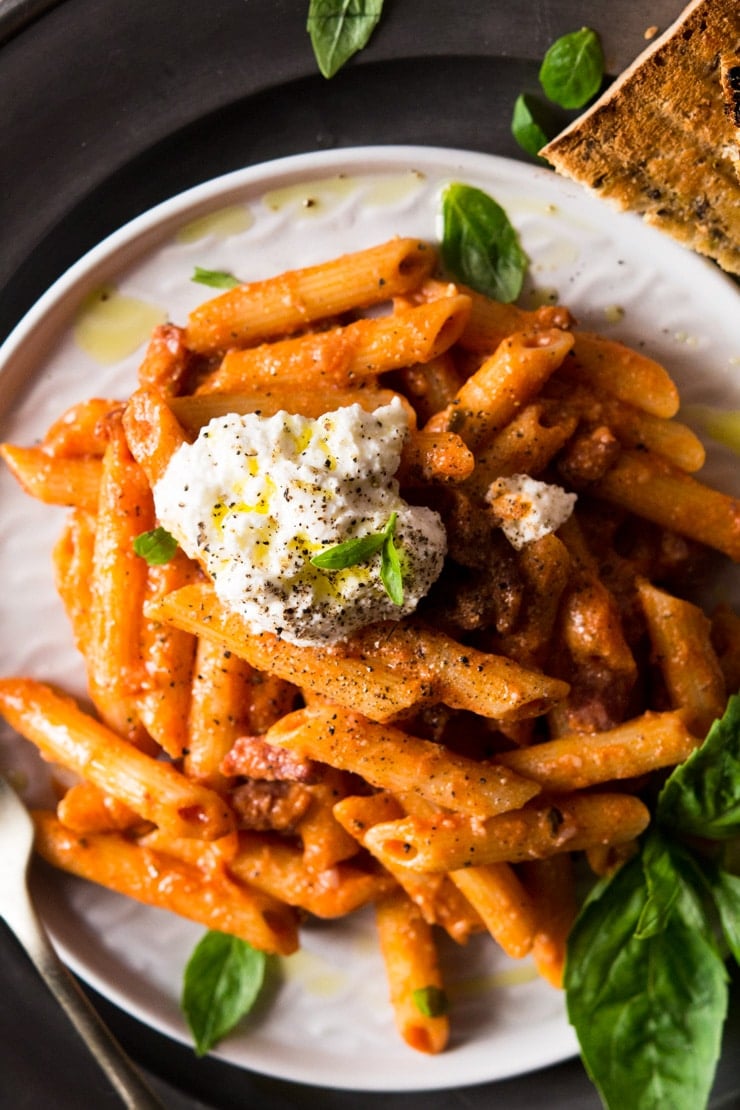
[154,399,446,645]
[486,474,577,549]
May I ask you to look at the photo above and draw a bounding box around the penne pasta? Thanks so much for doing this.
[365,792,651,872]
[425,328,574,448]
[185,237,437,353]
[568,333,680,418]
[375,889,450,1054]
[33,811,298,955]
[146,582,429,722]
[638,580,727,735]
[0,678,234,841]
[497,710,700,790]
[594,449,740,561]
[263,704,540,819]
[2,233,738,1061]
[197,295,471,394]
[0,444,102,511]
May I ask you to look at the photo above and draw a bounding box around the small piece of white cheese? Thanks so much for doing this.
[486,474,577,549]
[153,399,446,645]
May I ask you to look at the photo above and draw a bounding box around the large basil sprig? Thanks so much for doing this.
[566,695,740,1110]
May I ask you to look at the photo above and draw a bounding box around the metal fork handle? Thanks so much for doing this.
[5,894,165,1109]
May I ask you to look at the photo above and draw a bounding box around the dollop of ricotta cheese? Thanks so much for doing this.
[486,474,577,549]
[153,399,446,645]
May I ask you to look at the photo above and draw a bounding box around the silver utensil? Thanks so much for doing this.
[0,772,165,1109]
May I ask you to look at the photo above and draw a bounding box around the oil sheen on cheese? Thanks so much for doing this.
[154,399,446,645]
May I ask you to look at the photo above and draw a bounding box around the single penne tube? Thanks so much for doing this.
[375,889,449,1055]
[136,323,191,395]
[333,792,484,944]
[638,580,727,735]
[137,550,199,759]
[197,295,471,394]
[122,386,191,487]
[185,237,438,354]
[86,416,153,737]
[448,863,539,959]
[168,386,416,433]
[458,286,575,352]
[497,710,700,790]
[146,582,428,722]
[262,705,540,819]
[352,620,570,721]
[568,333,679,419]
[0,678,234,841]
[0,444,101,511]
[424,328,574,449]
[52,508,97,657]
[184,636,258,787]
[229,830,394,918]
[520,854,578,988]
[593,449,740,561]
[463,403,578,499]
[42,398,123,457]
[364,792,651,872]
[33,811,298,955]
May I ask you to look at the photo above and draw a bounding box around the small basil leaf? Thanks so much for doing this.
[307,0,385,79]
[539,28,604,110]
[657,694,740,839]
[566,841,728,1110]
[412,985,448,1018]
[639,833,714,941]
[133,526,177,565]
[441,183,528,303]
[511,93,551,162]
[181,931,267,1057]
[380,534,403,606]
[310,531,387,569]
[191,267,242,289]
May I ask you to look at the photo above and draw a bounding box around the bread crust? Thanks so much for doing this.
[541,0,740,274]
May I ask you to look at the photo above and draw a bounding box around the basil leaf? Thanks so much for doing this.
[657,694,740,839]
[511,93,550,162]
[706,867,740,965]
[539,28,604,110]
[441,183,528,303]
[192,267,242,289]
[310,531,387,569]
[133,526,177,565]
[566,842,728,1110]
[380,533,403,606]
[412,985,448,1018]
[181,931,267,1056]
[639,833,714,940]
[307,0,385,79]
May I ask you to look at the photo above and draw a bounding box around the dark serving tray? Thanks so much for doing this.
[1,2,738,1107]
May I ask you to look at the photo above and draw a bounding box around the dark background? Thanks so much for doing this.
[2,2,739,1107]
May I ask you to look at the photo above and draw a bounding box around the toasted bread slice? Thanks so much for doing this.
[721,49,740,178]
[541,0,740,275]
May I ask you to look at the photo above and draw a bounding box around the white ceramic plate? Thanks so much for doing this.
[0,147,738,1092]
